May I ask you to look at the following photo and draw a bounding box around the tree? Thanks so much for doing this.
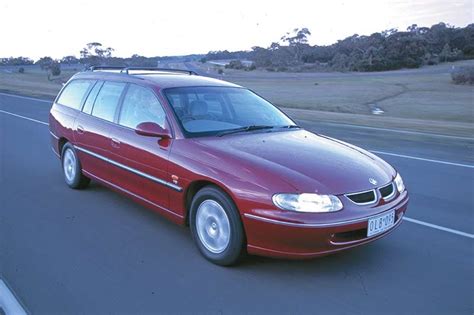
[80,42,115,66]
[36,56,54,70]
[49,62,61,76]
[200,22,474,72]
[0,57,34,66]
[281,28,312,46]
[60,56,79,64]
[127,54,157,67]
[439,43,452,62]
[280,28,312,62]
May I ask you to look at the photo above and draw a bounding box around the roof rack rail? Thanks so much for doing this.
[87,66,197,75]
[123,67,197,75]
[88,66,126,72]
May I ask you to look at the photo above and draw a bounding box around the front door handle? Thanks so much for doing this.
[77,125,85,134]
[111,138,121,148]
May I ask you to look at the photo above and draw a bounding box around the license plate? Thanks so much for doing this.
[367,210,395,237]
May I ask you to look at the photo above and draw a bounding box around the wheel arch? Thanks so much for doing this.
[183,179,239,226]
[58,137,69,157]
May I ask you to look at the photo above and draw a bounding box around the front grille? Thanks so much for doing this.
[346,190,376,204]
[379,182,395,199]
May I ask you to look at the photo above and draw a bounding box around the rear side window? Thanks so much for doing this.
[91,81,126,122]
[118,84,166,129]
[57,80,94,109]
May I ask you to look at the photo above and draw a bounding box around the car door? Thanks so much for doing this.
[73,80,126,182]
[107,83,173,212]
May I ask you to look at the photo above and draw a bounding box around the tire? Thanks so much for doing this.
[190,186,245,266]
[61,143,90,189]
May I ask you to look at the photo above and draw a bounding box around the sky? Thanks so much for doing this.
[1,0,472,60]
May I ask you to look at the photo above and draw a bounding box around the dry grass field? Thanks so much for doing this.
[0,67,78,99]
[1,61,472,136]
[194,60,474,136]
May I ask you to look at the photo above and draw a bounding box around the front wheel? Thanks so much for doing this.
[61,143,90,189]
[190,186,245,266]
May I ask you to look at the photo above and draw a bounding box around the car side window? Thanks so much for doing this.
[91,81,126,122]
[118,84,166,129]
[82,81,103,114]
[57,80,94,110]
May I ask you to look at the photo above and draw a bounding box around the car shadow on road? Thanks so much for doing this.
[84,180,401,275]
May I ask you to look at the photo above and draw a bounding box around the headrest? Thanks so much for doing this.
[189,100,208,117]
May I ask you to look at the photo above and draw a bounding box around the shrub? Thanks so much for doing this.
[451,66,474,85]
[49,63,61,76]
[18,67,24,73]
[225,60,246,70]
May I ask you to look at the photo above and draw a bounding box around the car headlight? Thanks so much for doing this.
[394,173,405,193]
[272,193,343,213]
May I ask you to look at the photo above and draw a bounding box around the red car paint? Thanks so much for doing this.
[49,71,408,259]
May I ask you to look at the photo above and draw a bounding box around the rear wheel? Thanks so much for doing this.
[61,143,90,189]
[190,186,245,266]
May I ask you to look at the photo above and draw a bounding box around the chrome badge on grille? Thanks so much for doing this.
[369,178,378,185]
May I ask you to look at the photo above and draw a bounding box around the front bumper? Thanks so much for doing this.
[243,193,409,259]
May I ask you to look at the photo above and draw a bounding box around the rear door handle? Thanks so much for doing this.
[77,125,85,134]
[111,138,121,148]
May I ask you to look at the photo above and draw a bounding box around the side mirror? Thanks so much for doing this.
[135,122,171,139]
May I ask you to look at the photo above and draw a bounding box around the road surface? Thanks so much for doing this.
[0,93,472,314]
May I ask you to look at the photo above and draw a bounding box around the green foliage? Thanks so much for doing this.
[225,60,245,69]
[127,54,157,67]
[36,56,54,70]
[80,42,115,66]
[205,22,474,72]
[0,57,34,66]
[451,66,474,84]
[60,56,79,64]
[49,62,61,76]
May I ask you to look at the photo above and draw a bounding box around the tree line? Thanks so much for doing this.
[1,22,472,73]
[204,22,474,72]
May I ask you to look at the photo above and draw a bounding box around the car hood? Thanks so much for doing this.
[192,129,396,195]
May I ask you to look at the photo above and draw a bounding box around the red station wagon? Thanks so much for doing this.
[49,67,409,265]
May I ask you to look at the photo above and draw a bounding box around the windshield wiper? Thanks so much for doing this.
[217,125,275,137]
[278,125,301,129]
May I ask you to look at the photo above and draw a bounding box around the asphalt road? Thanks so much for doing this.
[0,93,473,314]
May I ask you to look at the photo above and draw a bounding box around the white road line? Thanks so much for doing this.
[313,120,474,141]
[0,92,52,103]
[0,109,49,126]
[1,108,473,170]
[404,217,474,239]
[1,108,474,238]
[370,150,474,169]
[2,93,473,141]
[0,280,27,315]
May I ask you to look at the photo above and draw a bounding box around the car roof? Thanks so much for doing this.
[72,71,242,90]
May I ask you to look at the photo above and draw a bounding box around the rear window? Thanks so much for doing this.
[56,80,94,110]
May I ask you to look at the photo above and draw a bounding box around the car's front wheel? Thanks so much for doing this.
[61,143,90,189]
[190,186,245,266]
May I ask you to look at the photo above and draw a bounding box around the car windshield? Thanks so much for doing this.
[164,86,296,137]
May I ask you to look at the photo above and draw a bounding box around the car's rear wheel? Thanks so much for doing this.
[61,143,90,189]
[190,186,245,266]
